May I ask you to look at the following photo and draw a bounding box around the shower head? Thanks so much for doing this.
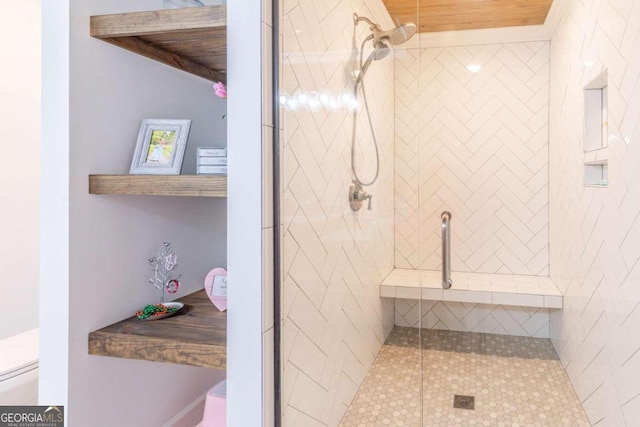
[373,22,417,45]
[354,13,417,46]
[370,40,391,60]
[356,40,390,84]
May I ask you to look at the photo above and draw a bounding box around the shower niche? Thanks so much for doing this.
[584,160,608,187]
[583,70,608,187]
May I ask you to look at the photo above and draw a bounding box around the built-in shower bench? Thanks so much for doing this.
[380,269,563,309]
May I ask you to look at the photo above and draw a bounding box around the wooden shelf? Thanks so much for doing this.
[89,290,226,368]
[90,6,227,83]
[89,174,226,197]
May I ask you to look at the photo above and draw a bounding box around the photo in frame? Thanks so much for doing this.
[129,119,191,175]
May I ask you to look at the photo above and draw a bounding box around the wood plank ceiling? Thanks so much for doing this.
[381,0,554,33]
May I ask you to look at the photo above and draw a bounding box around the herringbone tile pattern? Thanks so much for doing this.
[549,0,640,425]
[280,0,640,423]
[395,298,551,338]
[281,1,396,425]
[395,43,550,276]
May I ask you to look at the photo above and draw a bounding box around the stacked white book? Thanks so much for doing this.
[197,147,227,175]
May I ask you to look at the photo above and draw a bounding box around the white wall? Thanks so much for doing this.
[394,42,550,276]
[549,0,640,424]
[281,0,395,424]
[0,0,40,341]
[41,0,227,424]
[226,0,270,424]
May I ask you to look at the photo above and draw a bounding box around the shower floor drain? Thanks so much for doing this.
[453,395,475,410]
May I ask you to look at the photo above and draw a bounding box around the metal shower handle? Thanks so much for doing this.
[349,180,373,211]
[441,211,452,289]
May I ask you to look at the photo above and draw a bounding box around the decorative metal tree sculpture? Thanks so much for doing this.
[147,242,181,304]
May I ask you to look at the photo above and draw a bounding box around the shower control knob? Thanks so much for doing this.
[349,180,373,212]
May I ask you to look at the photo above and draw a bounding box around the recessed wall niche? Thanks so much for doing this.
[583,70,608,152]
[584,161,608,187]
[583,70,608,187]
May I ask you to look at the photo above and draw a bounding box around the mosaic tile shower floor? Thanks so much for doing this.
[340,327,589,426]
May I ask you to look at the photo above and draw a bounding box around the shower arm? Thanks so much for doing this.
[353,13,381,31]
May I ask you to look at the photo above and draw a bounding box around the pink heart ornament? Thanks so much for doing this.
[204,268,227,312]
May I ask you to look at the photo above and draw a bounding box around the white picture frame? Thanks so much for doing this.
[129,119,191,175]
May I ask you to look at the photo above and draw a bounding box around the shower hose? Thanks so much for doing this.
[351,37,381,187]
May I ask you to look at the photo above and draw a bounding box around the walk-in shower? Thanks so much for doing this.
[280,0,606,423]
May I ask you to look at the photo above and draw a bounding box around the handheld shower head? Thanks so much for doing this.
[356,40,390,84]
[370,40,391,60]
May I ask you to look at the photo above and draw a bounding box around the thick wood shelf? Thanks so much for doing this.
[89,174,227,197]
[90,6,227,82]
[89,290,226,368]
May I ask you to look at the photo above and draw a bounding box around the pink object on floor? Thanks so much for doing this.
[196,380,226,427]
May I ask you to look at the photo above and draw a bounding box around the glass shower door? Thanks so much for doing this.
[278,0,422,425]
